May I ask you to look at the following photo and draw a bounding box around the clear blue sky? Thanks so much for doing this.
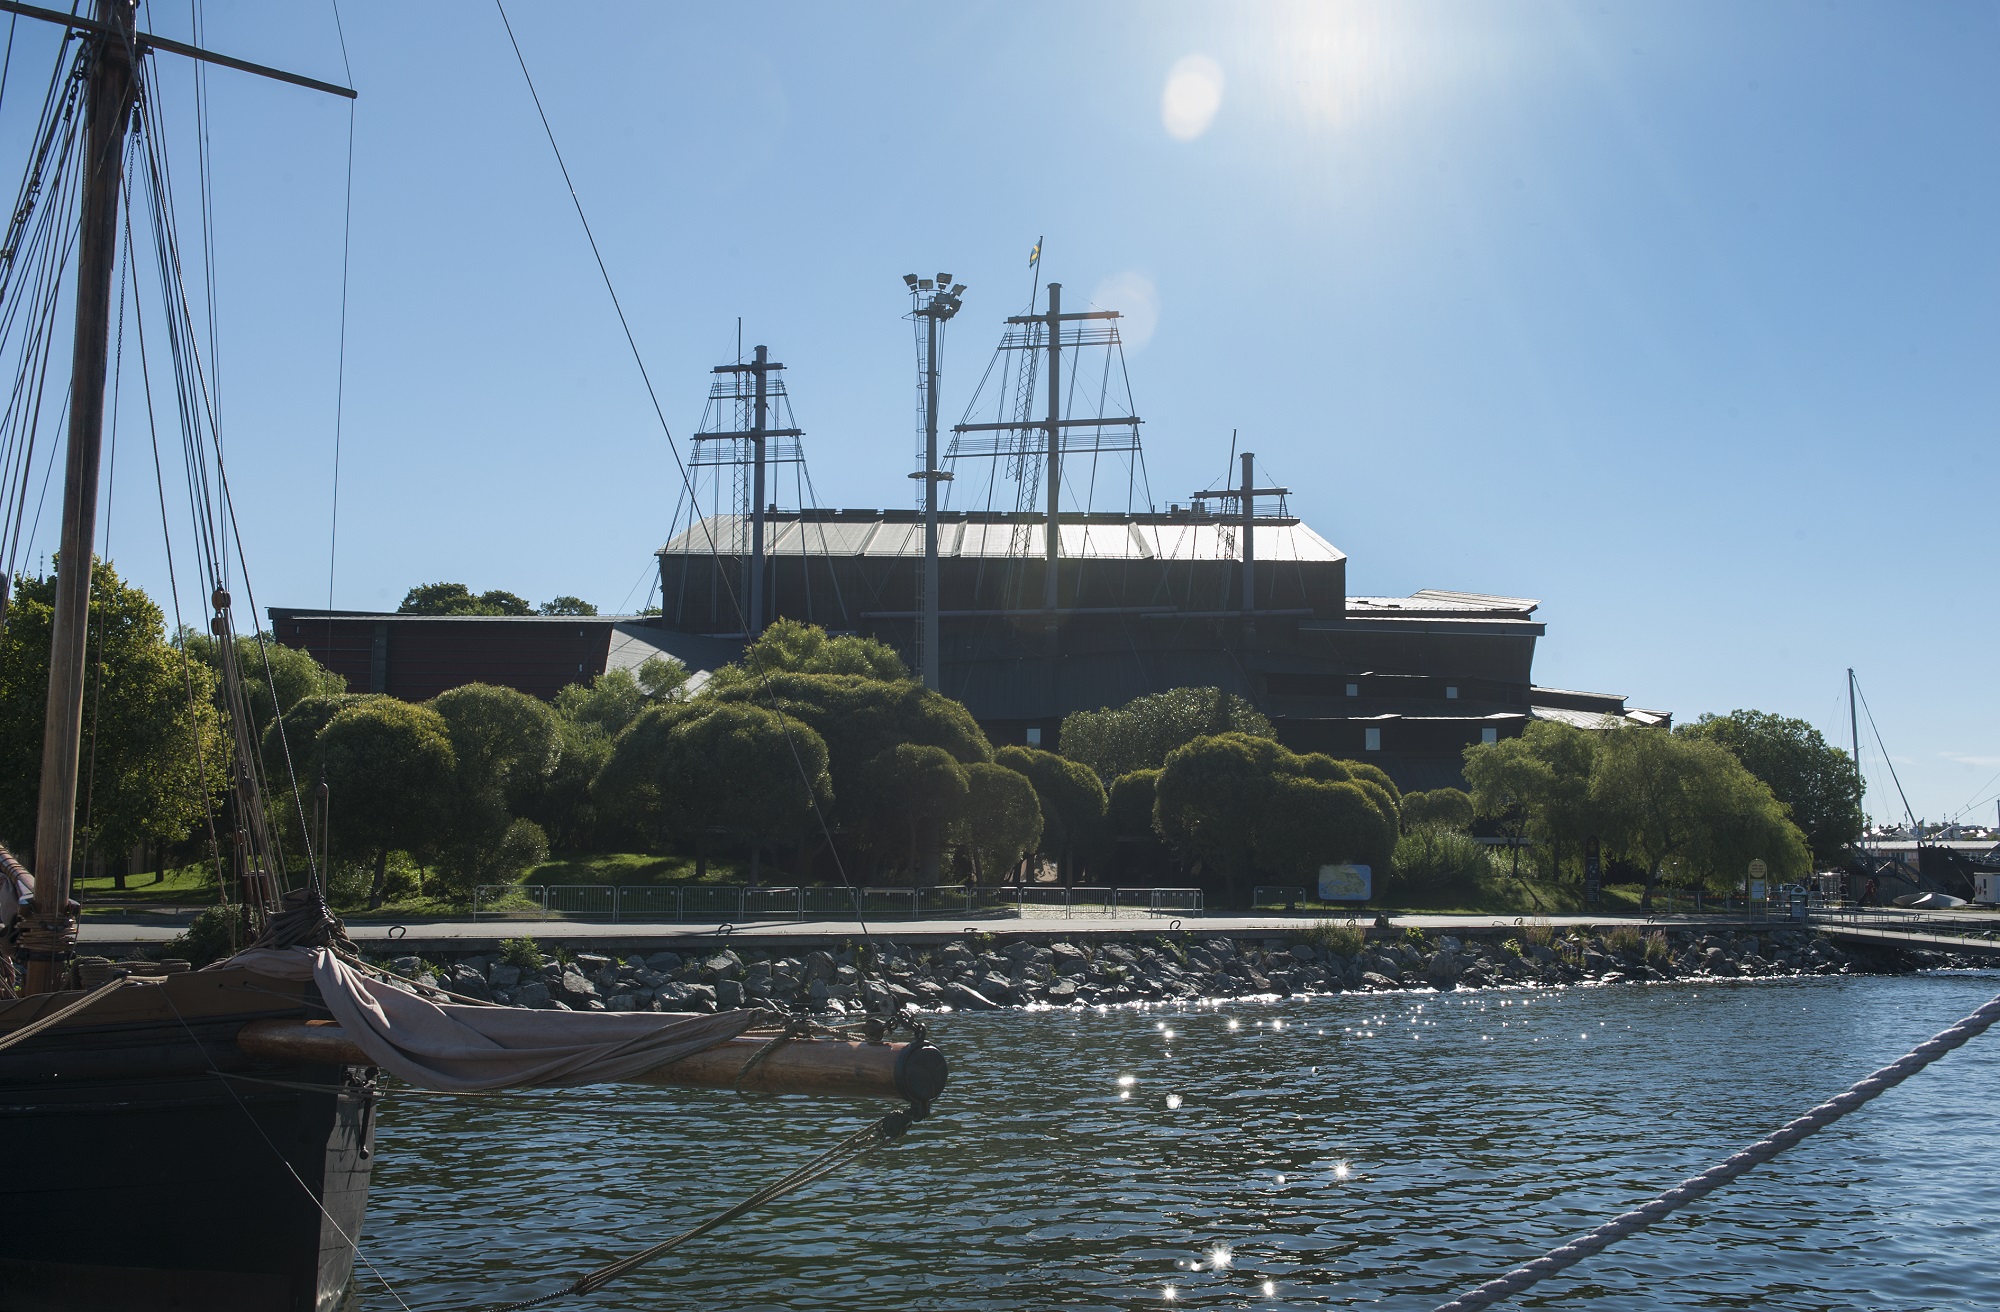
[4,1,1993,824]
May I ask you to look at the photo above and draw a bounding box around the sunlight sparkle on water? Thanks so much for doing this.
[1207,1243,1233,1270]
[1333,1160,1352,1181]
[1263,1279,1277,1296]
[1118,1074,1137,1087]
[1166,1093,1183,1110]
[1228,1018,1240,1030]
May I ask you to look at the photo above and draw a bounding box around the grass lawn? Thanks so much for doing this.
[523,852,750,887]
[76,863,218,911]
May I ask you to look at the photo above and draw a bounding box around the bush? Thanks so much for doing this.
[1606,924,1644,956]
[166,903,249,968]
[1645,929,1671,965]
[1387,823,1491,901]
[1522,918,1555,948]
[1301,920,1367,957]
[1401,788,1474,832]
[499,936,543,970]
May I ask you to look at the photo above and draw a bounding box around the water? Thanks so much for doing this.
[356,972,2000,1310]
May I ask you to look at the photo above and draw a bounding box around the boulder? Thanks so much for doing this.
[714,979,744,1009]
[487,963,521,990]
[643,951,684,973]
[1360,971,1401,991]
[703,952,743,981]
[1044,979,1079,1004]
[557,970,599,1005]
[943,982,999,1011]
[514,981,551,1008]
[575,953,613,974]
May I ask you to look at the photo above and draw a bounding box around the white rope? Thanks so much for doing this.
[0,974,130,1053]
[1434,990,2000,1311]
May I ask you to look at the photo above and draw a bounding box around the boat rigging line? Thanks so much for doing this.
[1434,987,2000,1311]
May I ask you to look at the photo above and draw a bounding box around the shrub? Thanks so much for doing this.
[499,936,543,970]
[1606,924,1644,956]
[1401,788,1474,832]
[166,904,249,968]
[1522,918,1555,948]
[1388,823,1491,900]
[1644,929,1671,965]
[1300,920,1365,957]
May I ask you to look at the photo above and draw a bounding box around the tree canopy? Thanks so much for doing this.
[1677,710,1862,865]
[1401,787,1475,832]
[1152,733,1397,904]
[398,582,533,616]
[993,745,1107,882]
[538,596,597,616]
[316,698,456,905]
[0,561,228,865]
[956,762,1042,881]
[1059,686,1273,781]
[705,617,909,690]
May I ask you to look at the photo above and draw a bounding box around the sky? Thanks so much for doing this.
[0,1,1992,824]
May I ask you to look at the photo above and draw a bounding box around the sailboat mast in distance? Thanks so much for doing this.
[25,0,136,996]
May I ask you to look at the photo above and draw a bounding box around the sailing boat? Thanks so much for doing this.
[0,7,942,1309]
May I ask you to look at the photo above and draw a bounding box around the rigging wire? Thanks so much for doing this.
[1851,675,1916,828]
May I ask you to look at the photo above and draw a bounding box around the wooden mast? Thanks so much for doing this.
[25,0,136,995]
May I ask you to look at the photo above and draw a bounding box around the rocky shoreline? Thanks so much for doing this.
[376,925,1983,1014]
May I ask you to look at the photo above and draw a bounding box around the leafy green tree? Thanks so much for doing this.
[1677,710,1862,866]
[1463,720,1599,879]
[181,630,346,741]
[1059,686,1273,781]
[594,701,830,877]
[956,762,1042,882]
[1402,788,1475,832]
[397,582,533,616]
[539,596,597,616]
[1590,726,1807,909]
[425,684,561,894]
[864,743,969,881]
[706,617,908,691]
[1153,733,1397,905]
[1104,768,1167,880]
[528,667,681,849]
[316,699,455,906]
[994,745,1108,884]
[0,561,229,872]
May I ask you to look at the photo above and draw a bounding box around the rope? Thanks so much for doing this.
[484,1105,920,1312]
[1434,989,2000,1311]
[0,974,131,1053]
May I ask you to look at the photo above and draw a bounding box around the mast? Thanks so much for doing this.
[26,0,137,995]
[749,344,767,636]
[1849,667,1863,823]
[905,273,962,691]
[1239,451,1255,614]
[1042,282,1061,614]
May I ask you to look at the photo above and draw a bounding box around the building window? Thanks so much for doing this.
[1026,726,1042,747]
[1481,726,1498,745]
[1445,685,1458,700]
[1346,683,1359,697]
[1364,726,1381,752]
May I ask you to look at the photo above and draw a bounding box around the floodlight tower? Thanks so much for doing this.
[906,272,965,690]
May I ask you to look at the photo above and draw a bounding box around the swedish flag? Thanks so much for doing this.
[1029,236,1042,269]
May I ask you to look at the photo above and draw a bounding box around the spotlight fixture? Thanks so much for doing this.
[903,273,919,289]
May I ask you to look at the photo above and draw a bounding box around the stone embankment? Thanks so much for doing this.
[377,925,1968,1014]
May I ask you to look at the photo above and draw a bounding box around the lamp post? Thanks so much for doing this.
[906,273,964,691]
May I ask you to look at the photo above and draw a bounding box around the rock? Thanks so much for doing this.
[390,955,424,977]
[834,964,861,986]
[1289,942,1318,961]
[607,993,638,1012]
[977,972,1016,1003]
[644,951,683,973]
[1050,944,1090,976]
[1599,972,1628,985]
[487,963,521,990]
[514,981,551,1008]
[1044,979,1079,1004]
[715,979,744,1009]
[704,951,743,981]
[943,982,999,1011]
[1360,971,1401,991]
[1436,936,1463,954]
[805,950,836,982]
[575,953,613,974]
[557,970,599,1005]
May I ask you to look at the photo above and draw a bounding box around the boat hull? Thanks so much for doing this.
[0,968,377,1312]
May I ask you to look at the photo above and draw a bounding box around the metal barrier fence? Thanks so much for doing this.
[471,883,1205,923]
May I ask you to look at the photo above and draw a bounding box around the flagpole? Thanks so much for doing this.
[1028,234,1043,313]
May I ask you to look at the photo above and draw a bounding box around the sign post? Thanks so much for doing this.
[1318,864,1372,903]
[1748,858,1768,907]
[1584,837,1601,905]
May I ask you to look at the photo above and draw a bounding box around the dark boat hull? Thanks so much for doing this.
[0,968,377,1312]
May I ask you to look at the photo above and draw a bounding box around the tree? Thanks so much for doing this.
[181,630,346,741]
[539,596,598,616]
[398,582,532,616]
[594,700,830,878]
[1462,720,1598,880]
[1677,710,1862,866]
[425,684,561,895]
[994,745,1108,884]
[706,617,908,691]
[1152,733,1398,905]
[864,743,969,881]
[1059,686,1273,781]
[1590,727,1807,910]
[1104,768,1167,881]
[957,762,1043,882]
[0,561,229,874]
[1402,788,1474,832]
[316,699,455,906]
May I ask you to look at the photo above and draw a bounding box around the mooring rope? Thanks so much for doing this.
[1434,989,2000,1311]
[484,1105,921,1312]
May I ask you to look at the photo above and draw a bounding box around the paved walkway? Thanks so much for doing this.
[79,908,1804,954]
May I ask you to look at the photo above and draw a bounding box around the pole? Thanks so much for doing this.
[748,345,768,637]
[1042,282,1061,615]
[922,310,941,690]
[1848,667,1862,819]
[1240,451,1256,615]
[27,0,136,994]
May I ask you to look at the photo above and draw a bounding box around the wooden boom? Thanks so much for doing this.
[236,1019,949,1105]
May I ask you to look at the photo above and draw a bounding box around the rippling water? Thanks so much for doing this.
[354,971,2000,1310]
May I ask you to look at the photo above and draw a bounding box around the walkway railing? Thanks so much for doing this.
[470,883,1205,923]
